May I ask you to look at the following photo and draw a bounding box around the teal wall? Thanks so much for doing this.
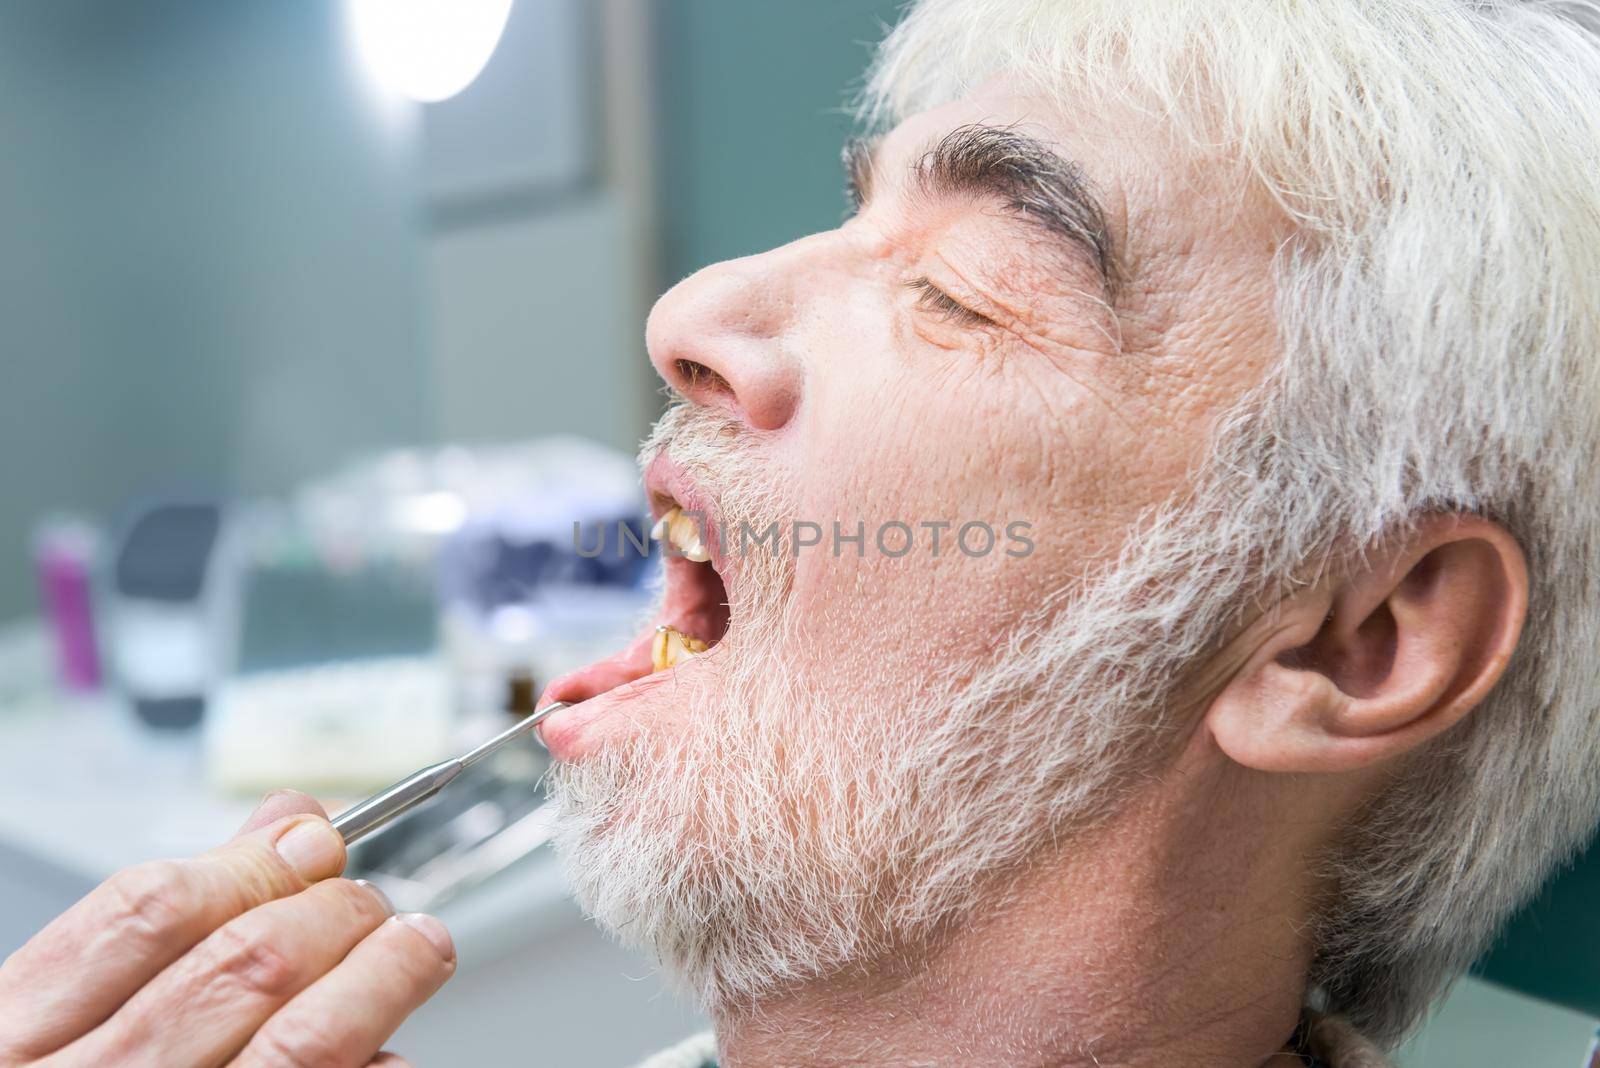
[655,0,906,282]
[1476,839,1600,1017]
[0,0,429,617]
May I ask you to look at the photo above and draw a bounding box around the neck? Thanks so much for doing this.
[714,752,1323,1068]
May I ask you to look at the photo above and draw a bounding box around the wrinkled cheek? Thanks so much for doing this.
[776,346,1159,687]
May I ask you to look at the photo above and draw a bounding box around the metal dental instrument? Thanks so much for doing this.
[332,702,570,845]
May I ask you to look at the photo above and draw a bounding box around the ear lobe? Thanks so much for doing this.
[1207,516,1529,775]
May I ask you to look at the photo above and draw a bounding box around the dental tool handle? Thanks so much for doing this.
[333,760,464,845]
[330,702,569,846]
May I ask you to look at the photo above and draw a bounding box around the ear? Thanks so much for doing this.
[1207,515,1529,774]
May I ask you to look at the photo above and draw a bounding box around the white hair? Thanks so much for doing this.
[864,0,1600,1045]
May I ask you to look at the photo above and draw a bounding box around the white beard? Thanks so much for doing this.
[545,400,1250,1014]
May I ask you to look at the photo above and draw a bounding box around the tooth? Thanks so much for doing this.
[652,625,708,672]
[662,508,712,562]
[668,510,698,548]
[650,507,677,542]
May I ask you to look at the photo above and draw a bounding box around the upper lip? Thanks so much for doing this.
[644,453,728,575]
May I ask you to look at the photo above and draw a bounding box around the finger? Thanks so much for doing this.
[368,1054,414,1068]
[63,878,394,1067]
[0,814,345,1060]
[235,789,327,839]
[231,913,454,1068]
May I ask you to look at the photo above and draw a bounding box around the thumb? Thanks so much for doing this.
[235,789,328,839]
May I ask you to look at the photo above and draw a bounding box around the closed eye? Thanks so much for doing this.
[904,276,995,328]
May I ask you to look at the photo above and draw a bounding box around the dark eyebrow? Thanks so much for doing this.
[845,124,1120,299]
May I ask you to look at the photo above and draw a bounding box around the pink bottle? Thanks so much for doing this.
[34,518,102,692]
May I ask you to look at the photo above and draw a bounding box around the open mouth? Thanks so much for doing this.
[537,466,733,736]
[646,501,732,669]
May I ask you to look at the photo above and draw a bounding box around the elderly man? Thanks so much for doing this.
[3,0,1598,1065]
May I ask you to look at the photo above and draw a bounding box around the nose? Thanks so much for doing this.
[645,248,805,432]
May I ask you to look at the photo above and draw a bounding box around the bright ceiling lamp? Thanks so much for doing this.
[347,0,514,104]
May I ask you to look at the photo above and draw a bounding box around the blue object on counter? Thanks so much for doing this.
[444,515,655,614]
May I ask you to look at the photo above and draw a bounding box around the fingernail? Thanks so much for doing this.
[354,879,395,915]
[252,788,295,814]
[397,912,455,961]
[274,819,344,881]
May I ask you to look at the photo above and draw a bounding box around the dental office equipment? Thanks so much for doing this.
[333,701,569,845]
[207,656,454,794]
[106,500,226,729]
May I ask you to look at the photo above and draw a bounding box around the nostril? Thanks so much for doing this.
[675,359,733,397]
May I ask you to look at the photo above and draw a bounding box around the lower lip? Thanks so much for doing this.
[537,664,699,760]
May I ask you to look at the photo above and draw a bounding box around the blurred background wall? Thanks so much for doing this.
[0,0,430,617]
[0,0,901,621]
[656,0,900,276]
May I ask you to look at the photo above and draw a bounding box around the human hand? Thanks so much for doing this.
[0,790,454,1067]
